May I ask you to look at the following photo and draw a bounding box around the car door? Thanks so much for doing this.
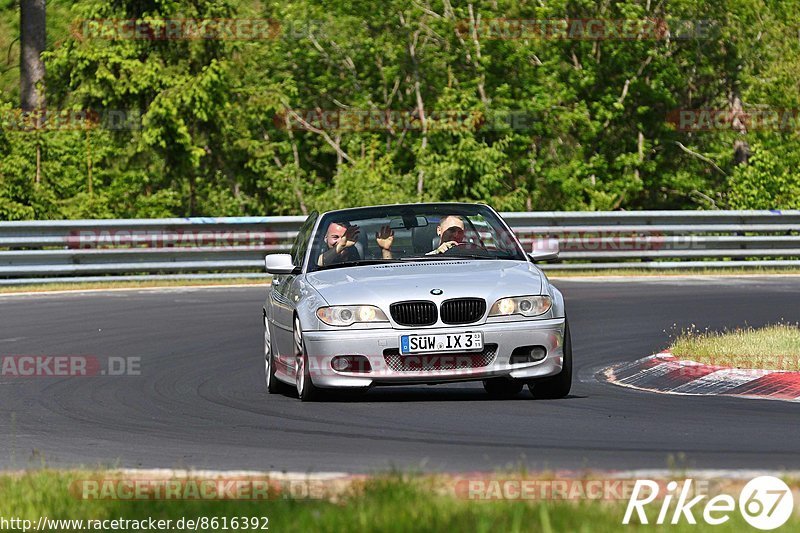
[269,211,318,369]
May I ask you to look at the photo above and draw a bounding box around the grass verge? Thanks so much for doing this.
[547,266,800,278]
[0,278,270,294]
[670,324,800,371]
[1,470,798,532]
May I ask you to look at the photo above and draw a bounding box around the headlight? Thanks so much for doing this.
[488,295,551,317]
[316,305,389,326]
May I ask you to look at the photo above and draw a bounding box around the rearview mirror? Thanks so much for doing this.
[529,238,559,262]
[389,215,428,229]
[265,254,296,274]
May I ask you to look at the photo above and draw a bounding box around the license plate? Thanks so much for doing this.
[400,332,483,354]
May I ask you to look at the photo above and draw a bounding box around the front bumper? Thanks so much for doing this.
[302,317,566,388]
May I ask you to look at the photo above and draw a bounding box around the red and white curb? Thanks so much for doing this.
[603,351,800,403]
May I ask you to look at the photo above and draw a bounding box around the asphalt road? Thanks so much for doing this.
[1,277,799,473]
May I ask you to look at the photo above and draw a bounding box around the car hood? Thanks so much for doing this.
[305,259,543,306]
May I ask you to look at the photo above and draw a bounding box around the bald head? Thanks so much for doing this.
[437,215,464,237]
[324,222,348,249]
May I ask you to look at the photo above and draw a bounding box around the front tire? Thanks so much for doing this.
[294,317,322,402]
[529,319,572,399]
[264,326,285,394]
[265,317,291,394]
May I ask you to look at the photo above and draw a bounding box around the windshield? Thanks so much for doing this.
[308,204,526,271]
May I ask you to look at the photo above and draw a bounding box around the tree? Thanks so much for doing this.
[3,0,799,219]
[19,0,45,111]
[19,0,46,185]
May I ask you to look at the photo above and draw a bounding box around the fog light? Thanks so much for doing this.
[509,346,547,364]
[331,357,351,371]
[331,355,372,373]
[530,347,546,361]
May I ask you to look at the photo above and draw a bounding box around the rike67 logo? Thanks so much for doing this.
[623,476,794,530]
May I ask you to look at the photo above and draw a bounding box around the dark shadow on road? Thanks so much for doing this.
[304,388,588,403]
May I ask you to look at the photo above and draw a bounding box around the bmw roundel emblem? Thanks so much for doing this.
[430,288,443,295]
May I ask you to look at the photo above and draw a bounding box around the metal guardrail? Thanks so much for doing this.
[0,211,798,283]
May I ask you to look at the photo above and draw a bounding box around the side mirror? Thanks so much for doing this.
[529,238,559,262]
[265,254,296,275]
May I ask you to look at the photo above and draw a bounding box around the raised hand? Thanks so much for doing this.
[376,225,394,251]
[335,224,360,253]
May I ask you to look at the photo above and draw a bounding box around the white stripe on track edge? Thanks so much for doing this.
[671,368,771,394]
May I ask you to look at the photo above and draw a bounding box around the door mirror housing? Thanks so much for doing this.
[529,238,559,262]
[265,254,297,274]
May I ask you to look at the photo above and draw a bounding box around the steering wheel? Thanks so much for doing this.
[442,241,491,257]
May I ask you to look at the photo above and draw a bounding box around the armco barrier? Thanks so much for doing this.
[0,211,798,283]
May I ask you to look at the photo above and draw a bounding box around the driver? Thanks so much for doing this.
[427,215,466,255]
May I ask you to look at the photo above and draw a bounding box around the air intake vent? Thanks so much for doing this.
[390,301,437,326]
[440,298,486,324]
[383,344,498,372]
[375,261,470,269]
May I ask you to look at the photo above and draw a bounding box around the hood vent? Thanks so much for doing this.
[374,261,470,269]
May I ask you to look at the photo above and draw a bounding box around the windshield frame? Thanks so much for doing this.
[302,203,527,273]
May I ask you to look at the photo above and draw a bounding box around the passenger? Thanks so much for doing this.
[375,225,394,259]
[318,222,395,265]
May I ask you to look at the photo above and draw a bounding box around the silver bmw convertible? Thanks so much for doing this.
[262,202,571,401]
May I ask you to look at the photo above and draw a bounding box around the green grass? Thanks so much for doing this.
[0,277,270,293]
[547,266,800,278]
[670,324,800,371]
[1,470,798,532]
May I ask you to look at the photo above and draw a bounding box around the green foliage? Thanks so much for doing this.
[728,143,800,209]
[314,149,415,210]
[1,0,799,219]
